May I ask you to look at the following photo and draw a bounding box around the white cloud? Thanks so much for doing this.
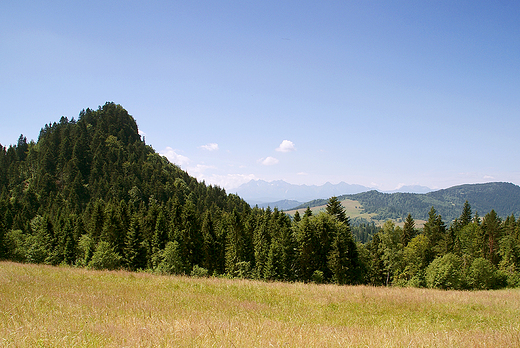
[188,164,217,175]
[259,156,279,166]
[199,143,219,151]
[196,173,258,190]
[297,172,308,176]
[159,147,190,166]
[483,175,495,180]
[276,140,296,152]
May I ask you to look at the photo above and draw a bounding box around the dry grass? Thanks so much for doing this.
[1,261,520,347]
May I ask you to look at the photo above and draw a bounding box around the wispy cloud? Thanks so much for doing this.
[188,164,217,175]
[159,147,190,166]
[199,143,219,151]
[195,173,258,190]
[259,156,279,166]
[276,140,296,152]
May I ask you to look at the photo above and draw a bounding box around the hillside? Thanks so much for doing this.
[1,103,519,290]
[0,103,362,285]
[292,182,520,223]
[0,102,249,270]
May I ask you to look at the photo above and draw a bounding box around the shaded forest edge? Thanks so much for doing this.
[0,102,519,290]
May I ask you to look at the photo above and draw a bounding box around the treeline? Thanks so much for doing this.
[0,103,360,284]
[0,103,519,290]
[364,205,520,289]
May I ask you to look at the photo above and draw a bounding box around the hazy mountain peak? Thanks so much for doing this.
[234,180,372,204]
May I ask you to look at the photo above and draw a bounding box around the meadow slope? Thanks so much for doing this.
[1,262,519,347]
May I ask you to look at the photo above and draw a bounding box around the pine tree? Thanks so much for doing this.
[88,199,105,243]
[328,217,358,284]
[295,215,316,281]
[402,213,416,247]
[124,214,147,270]
[423,207,446,260]
[326,196,348,223]
[264,240,283,280]
[498,215,519,274]
[225,209,245,275]
[481,209,502,266]
[102,202,125,255]
[201,210,217,274]
[455,200,471,226]
[151,210,168,267]
[253,210,270,278]
[364,232,386,286]
[61,217,77,265]
[293,210,301,223]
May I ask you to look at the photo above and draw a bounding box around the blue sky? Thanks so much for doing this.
[1,1,519,191]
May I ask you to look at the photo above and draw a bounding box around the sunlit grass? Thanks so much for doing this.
[1,261,519,347]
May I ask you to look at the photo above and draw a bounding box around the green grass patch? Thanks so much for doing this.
[1,262,520,347]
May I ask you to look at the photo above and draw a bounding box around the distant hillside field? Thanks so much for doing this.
[288,198,377,221]
[2,262,520,347]
[290,182,520,225]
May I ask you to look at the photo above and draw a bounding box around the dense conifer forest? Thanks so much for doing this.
[1,103,519,290]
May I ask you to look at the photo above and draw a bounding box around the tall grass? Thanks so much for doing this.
[1,261,519,347]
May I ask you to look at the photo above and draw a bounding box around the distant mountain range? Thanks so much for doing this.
[233,179,433,209]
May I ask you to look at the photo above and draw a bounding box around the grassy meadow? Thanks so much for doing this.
[1,261,520,347]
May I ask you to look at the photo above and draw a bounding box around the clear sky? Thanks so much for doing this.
[1,1,519,191]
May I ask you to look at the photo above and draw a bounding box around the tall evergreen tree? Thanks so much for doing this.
[253,209,270,279]
[225,209,245,275]
[481,209,502,266]
[124,214,147,270]
[201,210,217,274]
[328,217,359,284]
[402,213,416,247]
[326,196,348,223]
[294,215,317,281]
[293,210,301,223]
[423,207,446,260]
[151,210,168,267]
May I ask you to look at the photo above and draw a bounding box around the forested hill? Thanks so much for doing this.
[2,103,520,290]
[0,102,250,267]
[0,102,247,214]
[296,182,520,222]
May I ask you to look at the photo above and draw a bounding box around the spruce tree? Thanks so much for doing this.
[225,209,245,275]
[295,215,316,281]
[328,217,358,284]
[124,214,147,270]
[326,196,348,223]
[253,211,270,279]
[481,209,502,266]
[402,213,416,247]
[201,210,217,273]
[293,210,301,223]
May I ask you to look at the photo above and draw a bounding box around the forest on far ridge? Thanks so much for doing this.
[1,102,519,290]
